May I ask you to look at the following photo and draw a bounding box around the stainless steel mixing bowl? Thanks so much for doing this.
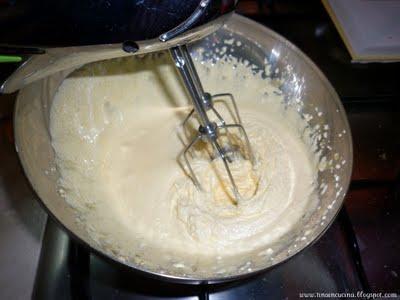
[13,14,352,283]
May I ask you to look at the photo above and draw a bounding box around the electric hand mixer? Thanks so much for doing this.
[1,0,255,202]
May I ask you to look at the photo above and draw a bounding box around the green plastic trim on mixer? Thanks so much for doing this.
[0,55,22,63]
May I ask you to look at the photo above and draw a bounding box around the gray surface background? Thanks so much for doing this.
[0,96,47,300]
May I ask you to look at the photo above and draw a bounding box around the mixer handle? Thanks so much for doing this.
[159,0,211,42]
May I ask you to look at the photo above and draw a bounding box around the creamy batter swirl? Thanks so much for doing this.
[50,53,318,274]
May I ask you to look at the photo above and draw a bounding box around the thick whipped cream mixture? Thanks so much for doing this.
[50,53,319,276]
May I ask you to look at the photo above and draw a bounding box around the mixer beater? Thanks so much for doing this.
[170,45,255,204]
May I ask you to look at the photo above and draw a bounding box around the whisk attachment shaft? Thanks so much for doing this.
[170,45,255,203]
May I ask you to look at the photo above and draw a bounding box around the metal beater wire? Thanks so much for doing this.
[170,45,255,203]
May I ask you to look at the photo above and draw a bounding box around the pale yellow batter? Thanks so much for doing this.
[50,53,318,276]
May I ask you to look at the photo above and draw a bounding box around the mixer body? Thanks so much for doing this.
[0,0,236,93]
[0,0,235,46]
